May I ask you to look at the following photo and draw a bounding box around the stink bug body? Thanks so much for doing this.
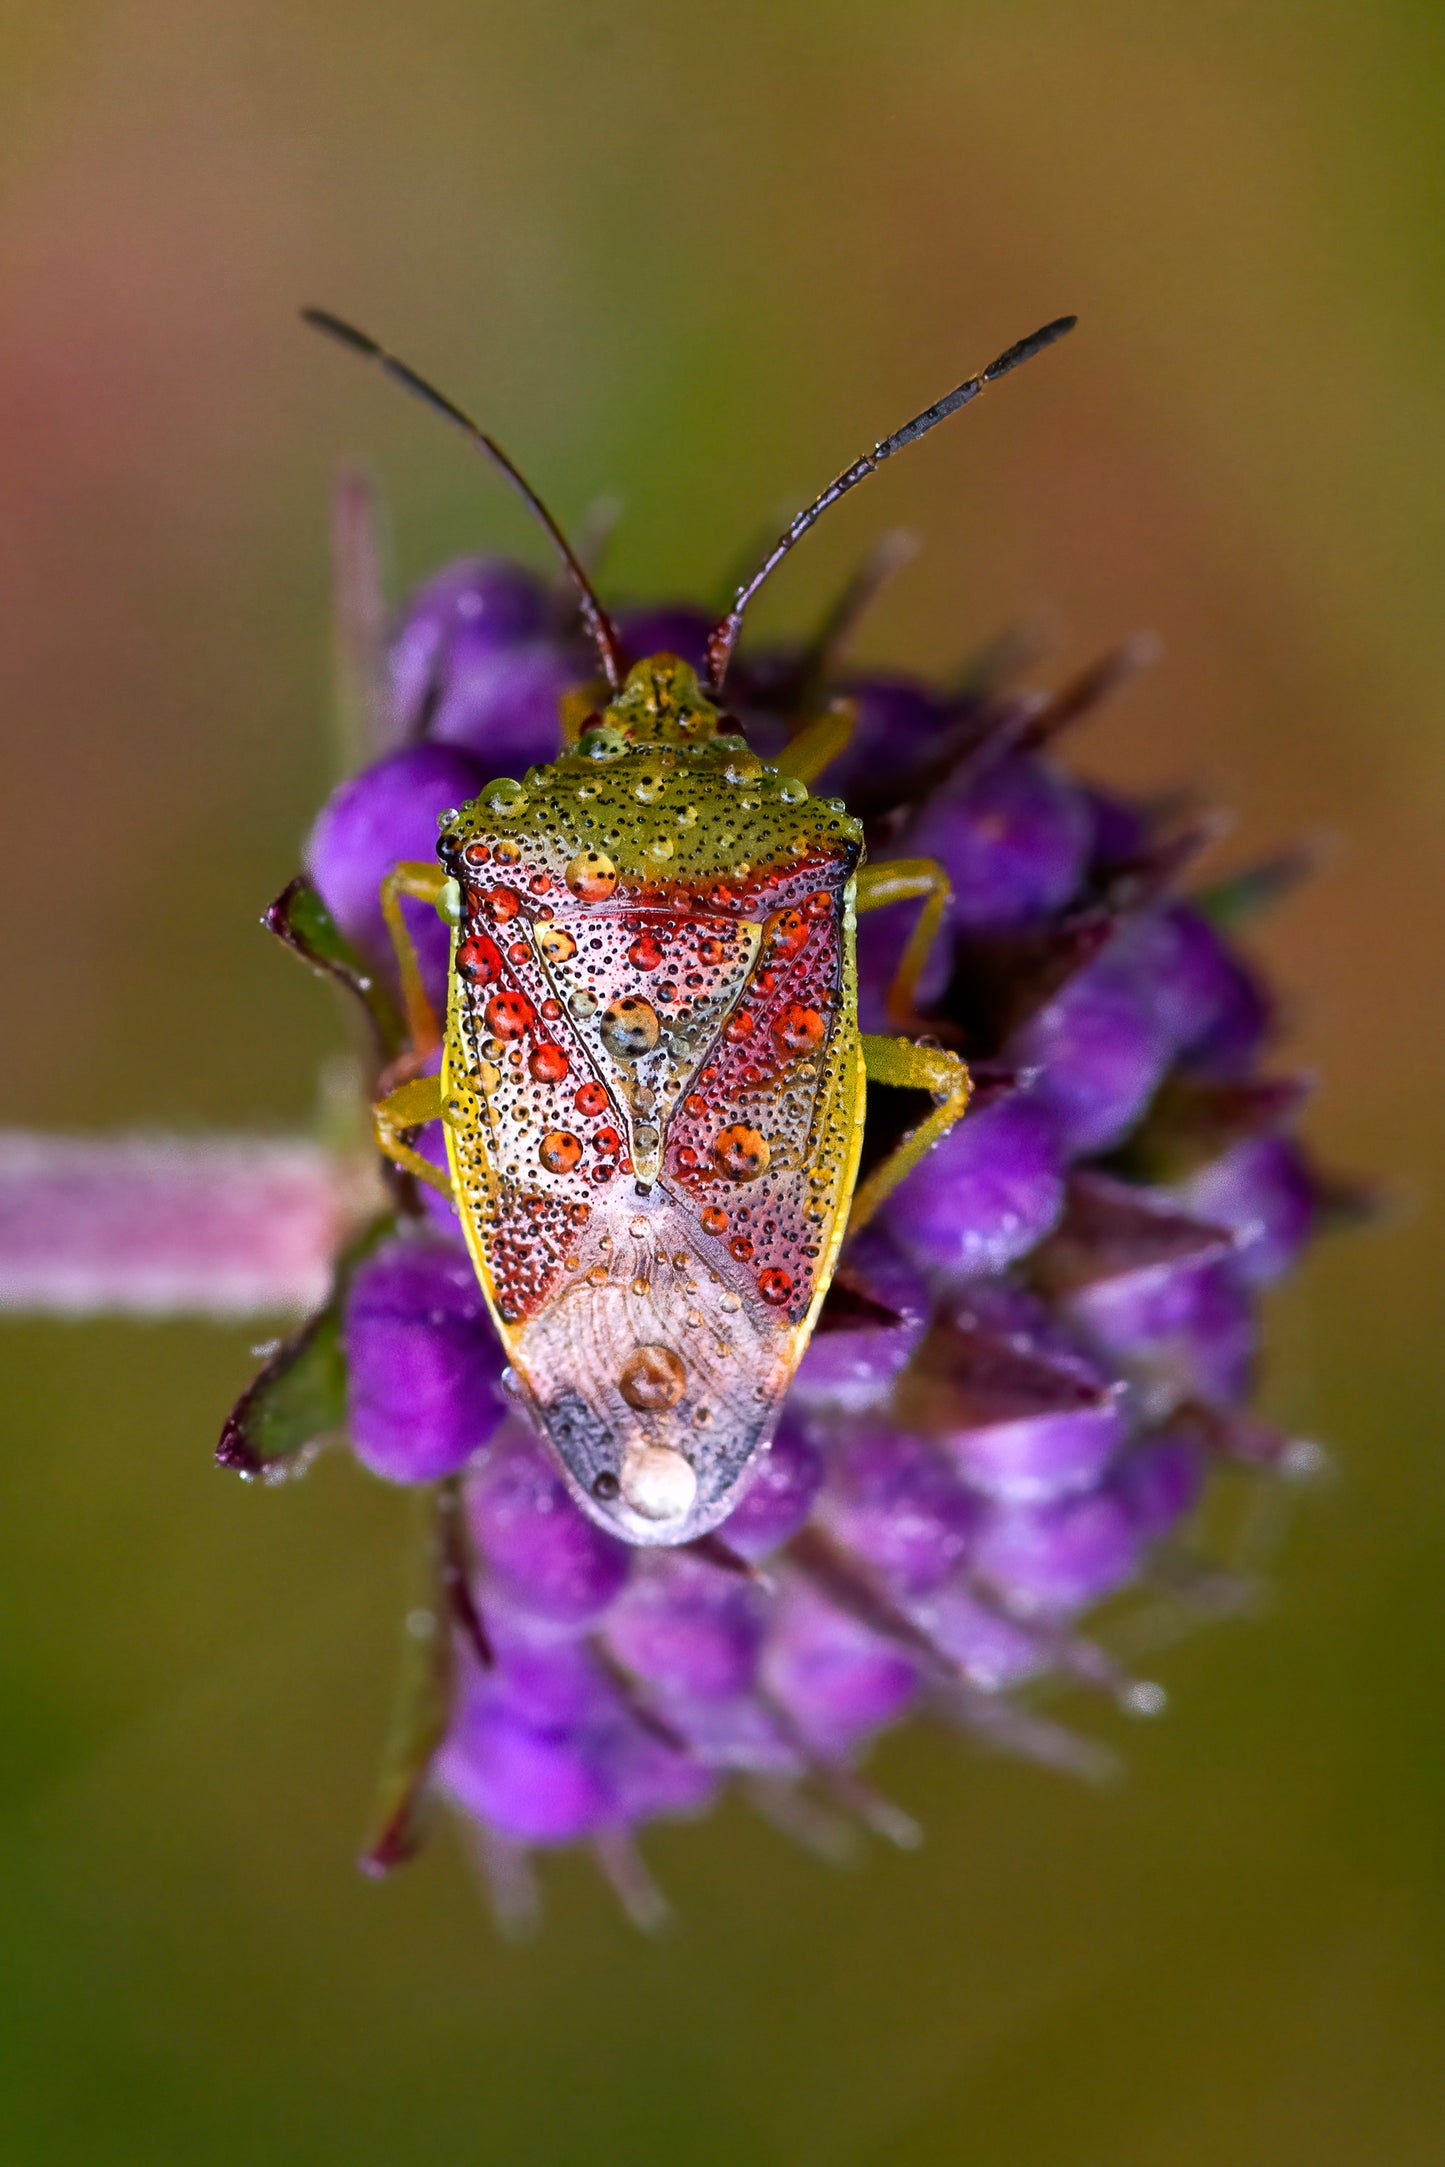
[306,305,1076,1544]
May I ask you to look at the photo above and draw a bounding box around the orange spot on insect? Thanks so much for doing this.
[541,998,562,1020]
[677,1147,700,1171]
[574,1081,608,1117]
[724,1011,755,1043]
[507,940,529,964]
[775,1003,826,1054]
[759,1267,793,1305]
[538,1130,583,1173]
[488,886,521,923]
[628,932,664,970]
[696,932,725,965]
[594,1126,623,1157]
[529,1043,570,1084]
[701,1205,729,1235]
[729,1235,754,1262]
[463,842,489,866]
[600,996,660,1059]
[456,934,503,984]
[805,890,832,918]
[493,838,523,865]
[684,1095,707,1119]
[529,872,552,894]
[713,1125,771,1181]
[486,990,534,1040]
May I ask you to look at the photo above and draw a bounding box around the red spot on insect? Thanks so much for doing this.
[486,991,534,1040]
[541,998,562,1020]
[684,1095,707,1119]
[701,1205,728,1235]
[729,1235,754,1262]
[677,1147,699,1171]
[456,934,504,985]
[529,1043,570,1083]
[594,1126,623,1157]
[805,890,832,918]
[724,1011,755,1043]
[590,1163,613,1185]
[574,1082,608,1117]
[529,872,552,894]
[696,933,725,965]
[700,1066,719,1086]
[628,932,664,970]
[755,969,778,995]
[759,1267,793,1305]
[508,941,529,964]
[463,842,489,866]
[775,1003,826,1054]
[488,886,521,923]
[538,1130,582,1173]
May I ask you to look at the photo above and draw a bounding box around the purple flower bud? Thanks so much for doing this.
[821,1426,978,1596]
[719,1414,825,1560]
[1113,1426,1206,1540]
[1114,907,1270,1073]
[390,557,552,718]
[617,606,713,678]
[885,1090,1065,1279]
[819,674,952,805]
[306,743,483,1003]
[468,1428,630,1626]
[792,1222,932,1411]
[915,1583,1045,1690]
[1010,953,1171,1158]
[973,1489,1141,1619]
[907,752,1094,931]
[932,1278,1126,1501]
[427,641,584,774]
[439,1696,614,1844]
[343,1230,505,1483]
[762,1583,919,1757]
[1177,1134,1315,1287]
[603,1555,765,1703]
[1068,1255,1256,1409]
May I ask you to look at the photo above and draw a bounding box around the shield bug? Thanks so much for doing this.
[306,305,1075,1544]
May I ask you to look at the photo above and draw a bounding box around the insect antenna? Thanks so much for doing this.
[704,314,1078,693]
[301,307,627,691]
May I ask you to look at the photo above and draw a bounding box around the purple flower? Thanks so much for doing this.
[2,493,1348,1922]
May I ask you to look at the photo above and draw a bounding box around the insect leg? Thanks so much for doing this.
[380,860,450,1056]
[774,701,855,786]
[848,1032,972,1234]
[374,1072,452,1197]
[854,856,953,1028]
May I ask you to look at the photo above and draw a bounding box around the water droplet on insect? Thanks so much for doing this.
[566,848,618,901]
[485,778,528,815]
[569,989,598,1018]
[600,996,660,1060]
[720,1290,742,1313]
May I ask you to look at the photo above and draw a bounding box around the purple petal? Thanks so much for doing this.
[468,1428,631,1626]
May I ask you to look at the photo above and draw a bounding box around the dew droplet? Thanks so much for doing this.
[566,848,618,901]
[600,996,660,1060]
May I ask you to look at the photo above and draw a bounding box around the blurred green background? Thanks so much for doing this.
[2,3,1443,2161]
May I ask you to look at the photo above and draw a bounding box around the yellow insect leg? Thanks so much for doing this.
[847,1033,972,1235]
[380,860,450,1056]
[774,699,855,786]
[854,856,953,1029]
[374,1072,452,1198]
